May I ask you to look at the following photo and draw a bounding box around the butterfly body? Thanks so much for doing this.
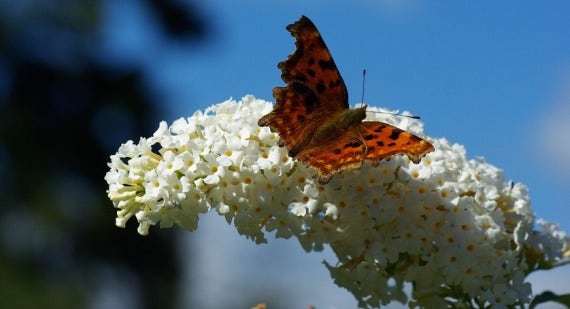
[259,16,434,184]
[309,106,367,146]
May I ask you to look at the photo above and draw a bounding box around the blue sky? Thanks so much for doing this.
[101,1,570,307]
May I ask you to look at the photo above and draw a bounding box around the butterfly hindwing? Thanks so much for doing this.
[259,83,328,157]
[296,129,367,184]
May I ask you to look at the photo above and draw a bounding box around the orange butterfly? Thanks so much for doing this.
[259,16,434,184]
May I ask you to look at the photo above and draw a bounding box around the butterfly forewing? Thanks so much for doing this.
[359,122,435,164]
[278,16,348,111]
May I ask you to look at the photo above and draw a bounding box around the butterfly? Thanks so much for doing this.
[258,16,434,184]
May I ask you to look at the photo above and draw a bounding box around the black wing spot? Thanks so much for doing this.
[316,81,326,94]
[332,148,341,155]
[347,141,361,149]
[389,129,402,140]
[307,69,316,78]
[374,125,387,133]
[319,59,335,71]
[376,141,384,147]
[304,93,319,114]
[290,83,319,114]
[388,142,396,147]
[329,79,342,89]
[363,134,375,141]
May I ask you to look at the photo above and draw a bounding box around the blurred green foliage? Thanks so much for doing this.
[0,1,208,308]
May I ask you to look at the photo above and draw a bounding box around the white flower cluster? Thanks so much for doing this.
[105,95,569,308]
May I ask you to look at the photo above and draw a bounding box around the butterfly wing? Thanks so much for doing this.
[296,129,367,184]
[359,121,435,164]
[297,121,434,184]
[278,15,348,110]
[258,15,349,157]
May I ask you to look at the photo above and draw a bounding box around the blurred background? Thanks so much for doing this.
[0,1,568,308]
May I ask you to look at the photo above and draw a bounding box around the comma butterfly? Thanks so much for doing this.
[259,16,434,184]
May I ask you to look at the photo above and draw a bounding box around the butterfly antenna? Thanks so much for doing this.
[361,69,366,105]
[376,110,421,119]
